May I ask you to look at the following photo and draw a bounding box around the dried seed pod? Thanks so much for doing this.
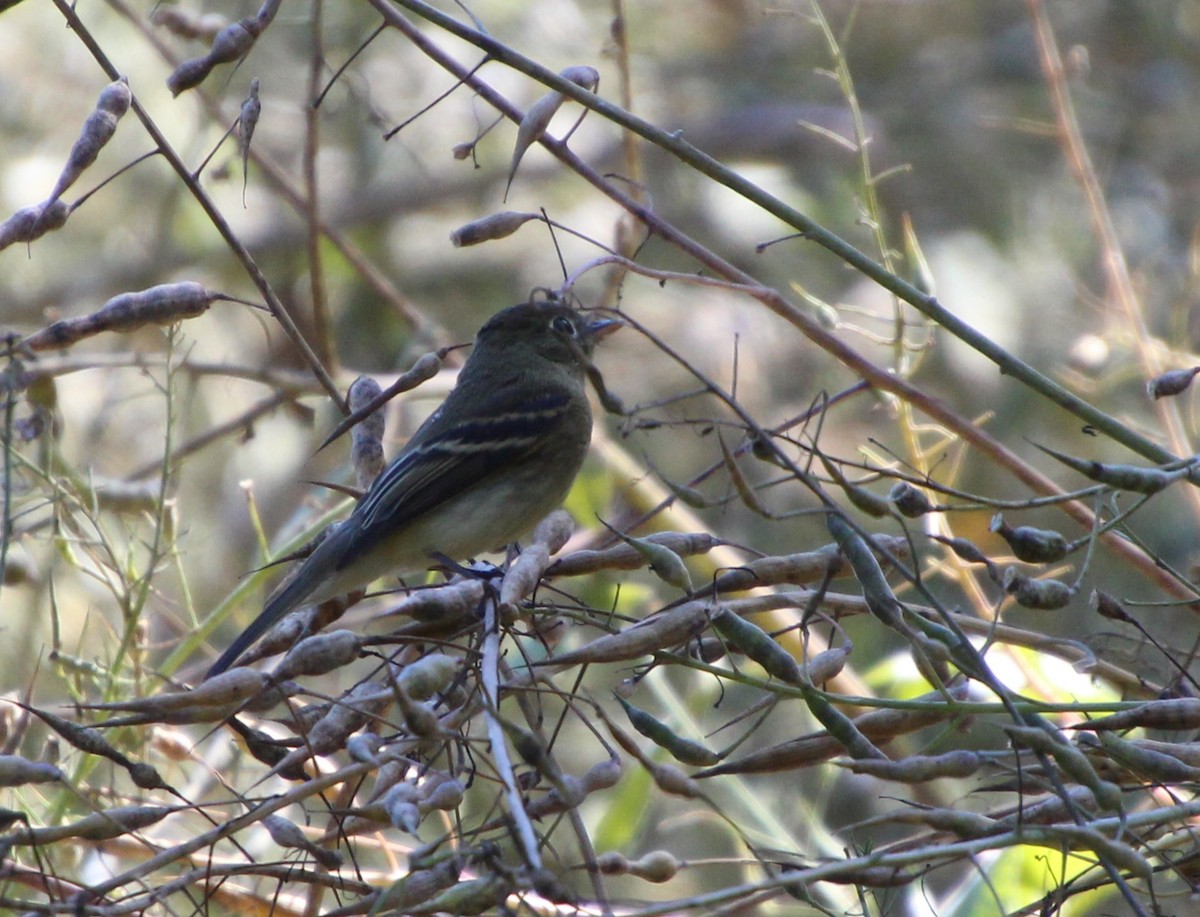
[395,685,440,740]
[46,78,132,208]
[208,17,262,64]
[1068,697,1200,732]
[238,78,261,203]
[378,578,484,623]
[994,785,1096,827]
[1036,825,1151,880]
[597,851,630,875]
[262,815,343,869]
[867,806,999,839]
[0,200,70,251]
[581,755,622,791]
[150,7,229,41]
[83,667,268,714]
[627,850,680,883]
[347,376,386,489]
[450,211,540,247]
[836,749,982,781]
[1002,568,1074,610]
[802,688,887,761]
[532,509,573,553]
[232,606,313,664]
[699,682,969,777]
[271,629,364,680]
[649,761,703,798]
[546,601,709,666]
[690,636,731,663]
[13,806,171,845]
[346,732,383,764]
[661,475,710,508]
[384,783,422,833]
[274,682,389,773]
[819,454,890,518]
[615,694,719,766]
[417,877,507,915]
[989,513,1069,563]
[506,90,564,197]
[826,512,905,631]
[934,535,988,564]
[707,544,843,593]
[718,433,772,517]
[559,65,600,90]
[802,642,852,686]
[500,543,552,608]
[1003,723,1122,811]
[1090,589,1133,623]
[1034,442,1180,495]
[505,722,554,775]
[167,18,260,96]
[527,774,587,817]
[1127,738,1200,766]
[367,759,409,804]
[929,534,998,580]
[711,607,801,684]
[166,58,211,95]
[396,654,460,701]
[418,775,464,813]
[889,481,933,518]
[1147,366,1200,399]
[604,523,694,592]
[1088,731,1200,783]
[21,705,128,763]
[23,282,215,351]
[0,755,64,787]
[372,859,461,913]
[547,532,720,577]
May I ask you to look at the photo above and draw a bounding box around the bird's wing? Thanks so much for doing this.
[339,389,574,568]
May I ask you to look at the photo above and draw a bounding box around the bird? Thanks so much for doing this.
[205,301,620,677]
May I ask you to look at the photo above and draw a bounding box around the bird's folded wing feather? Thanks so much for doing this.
[340,389,573,567]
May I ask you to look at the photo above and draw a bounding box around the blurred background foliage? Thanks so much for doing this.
[2,1,1200,915]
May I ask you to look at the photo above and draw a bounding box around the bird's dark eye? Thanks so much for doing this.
[551,315,578,337]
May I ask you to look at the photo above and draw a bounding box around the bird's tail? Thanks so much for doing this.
[203,557,327,679]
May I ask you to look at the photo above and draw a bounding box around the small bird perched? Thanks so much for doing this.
[205,301,619,678]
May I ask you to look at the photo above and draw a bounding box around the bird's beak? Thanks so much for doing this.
[585,315,624,341]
